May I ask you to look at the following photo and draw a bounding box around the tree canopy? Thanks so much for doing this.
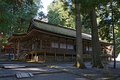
[0,0,42,36]
[47,0,75,29]
[0,0,43,46]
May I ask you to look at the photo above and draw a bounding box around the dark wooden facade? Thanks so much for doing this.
[8,19,110,62]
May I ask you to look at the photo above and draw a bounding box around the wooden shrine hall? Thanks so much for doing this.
[8,19,110,62]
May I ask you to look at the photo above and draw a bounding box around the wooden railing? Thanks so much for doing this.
[37,48,76,54]
[83,54,92,59]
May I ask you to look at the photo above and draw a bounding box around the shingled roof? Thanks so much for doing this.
[32,19,92,40]
[32,19,110,44]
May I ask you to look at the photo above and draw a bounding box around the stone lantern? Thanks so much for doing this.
[100,53,112,76]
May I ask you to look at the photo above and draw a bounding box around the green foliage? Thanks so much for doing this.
[98,1,120,42]
[0,0,12,35]
[37,11,47,20]
[81,0,106,7]
[0,0,42,36]
[47,0,120,43]
[47,0,75,29]
[81,14,91,34]
[47,0,92,32]
[11,0,39,34]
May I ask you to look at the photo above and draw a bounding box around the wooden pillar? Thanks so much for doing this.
[17,39,20,60]
[63,54,65,62]
[50,41,52,52]
[40,40,42,50]
[87,42,90,54]
[83,41,85,54]
[50,36,52,52]
[13,43,16,60]
[84,42,87,54]
[30,40,32,50]
[65,39,67,55]
[12,44,15,60]
[44,53,46,62]
[71,54,73,61]
[58,37,60,53]
[35,52,38,62]
[54,53,56,62]
[31,53,34,61]
[45,40,47,50]
[15,43,17,60]
[73,39,76,52]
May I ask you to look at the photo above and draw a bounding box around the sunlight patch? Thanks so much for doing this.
[3,64,25,69]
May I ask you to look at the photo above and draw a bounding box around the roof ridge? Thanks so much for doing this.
[33,19,76,31]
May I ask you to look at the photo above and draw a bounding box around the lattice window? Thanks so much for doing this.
[67,44,73,50]
[46,41,51,48]
[89,47,92,51]
[42,40,46,49]
[51,42,58,48]
[86,46,89,51]
[60,43,66,49]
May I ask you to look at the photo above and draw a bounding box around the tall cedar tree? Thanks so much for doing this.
[70,0,104,68]
[90,7,103,68]
[80,0,109,68]
[71,0,86,68]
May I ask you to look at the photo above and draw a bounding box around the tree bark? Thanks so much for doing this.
[73,3,86,69]
[90,7,103,68]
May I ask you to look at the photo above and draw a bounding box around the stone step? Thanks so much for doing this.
[16,73,34,78]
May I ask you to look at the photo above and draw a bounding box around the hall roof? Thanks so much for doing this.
[8,19,110,45]
[31,19,91,40]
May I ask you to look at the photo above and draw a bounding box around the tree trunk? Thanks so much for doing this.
[73,3,86,69]
[90,7,103,68]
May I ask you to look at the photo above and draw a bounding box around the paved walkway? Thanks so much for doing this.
[47,62,120,80]
[0,60,120,80]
